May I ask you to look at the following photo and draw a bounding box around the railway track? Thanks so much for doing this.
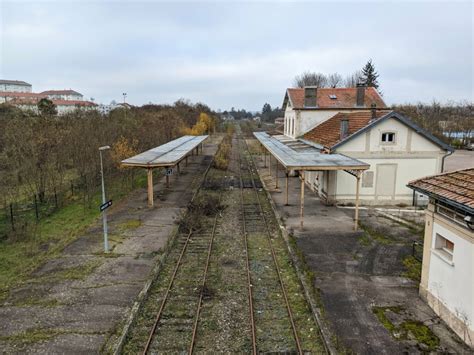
[238,131,303,354]
[141,151,224,354]
[123,128,327,354]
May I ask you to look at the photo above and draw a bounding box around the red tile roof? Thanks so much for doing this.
[303,110,391,148]
[408,168,474,211]
[11,97,96,107]
[0,91,45,98]
[286,87,386,109]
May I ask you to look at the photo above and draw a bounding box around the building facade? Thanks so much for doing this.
[408,169,474,348]
[279,86,453,205]
[40,90,83,101]
[0,80,32,93]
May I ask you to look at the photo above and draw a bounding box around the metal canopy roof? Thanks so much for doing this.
[254,132,369,171]
[121,135,208,168]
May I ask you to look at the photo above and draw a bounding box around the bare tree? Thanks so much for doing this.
[293,72,328,88]
[344,70,362,87]
[327,73,343,88]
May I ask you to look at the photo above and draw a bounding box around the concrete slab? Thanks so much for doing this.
[252,146,470,354]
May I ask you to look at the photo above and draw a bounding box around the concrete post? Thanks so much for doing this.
[300,172,305,229]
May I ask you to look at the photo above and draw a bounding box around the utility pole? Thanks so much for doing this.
[99,145,111,253]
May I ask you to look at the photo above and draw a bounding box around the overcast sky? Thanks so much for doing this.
[1,0,472,111]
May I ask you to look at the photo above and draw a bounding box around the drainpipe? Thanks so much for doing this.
[441,150,453,173]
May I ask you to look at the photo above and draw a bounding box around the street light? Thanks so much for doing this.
[99,145,111,253]
[122,92,127,104]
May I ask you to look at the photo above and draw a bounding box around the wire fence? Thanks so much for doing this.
[0,170,144,241]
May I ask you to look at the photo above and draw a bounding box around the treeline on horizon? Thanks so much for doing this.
[0,100,219,218]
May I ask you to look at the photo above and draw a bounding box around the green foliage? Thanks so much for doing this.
[37,98,57,116]
[360,59,380,89]
[402,255,422,282]
[373,306,440,351]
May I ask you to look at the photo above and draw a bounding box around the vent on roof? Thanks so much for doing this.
[329,94,337,100]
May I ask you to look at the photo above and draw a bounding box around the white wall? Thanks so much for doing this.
[0,84,32,93]
[427,221,474,333]
[303,116,446,205]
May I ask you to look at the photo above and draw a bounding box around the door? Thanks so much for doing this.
[375,164,397,199]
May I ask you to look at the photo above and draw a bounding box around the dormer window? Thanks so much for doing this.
[381,132,395,143]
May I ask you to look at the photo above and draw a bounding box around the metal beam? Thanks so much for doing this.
[354,175,360,230]
[300,173,305,230]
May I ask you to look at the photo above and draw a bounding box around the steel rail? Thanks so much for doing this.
[237,137,258,355]
[241,134,303,355]
[189,190,223,354]
[142,139,217,355]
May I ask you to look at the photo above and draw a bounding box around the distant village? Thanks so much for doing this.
[0,79,130,115]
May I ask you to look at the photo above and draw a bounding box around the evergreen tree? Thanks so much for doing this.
[360,59,380,89]
[37,98,57,116]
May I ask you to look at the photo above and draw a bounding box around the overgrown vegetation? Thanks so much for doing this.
[0,100,218,240]
[213,125,234,170]
[373,306,440,351]
[402,255,422,282]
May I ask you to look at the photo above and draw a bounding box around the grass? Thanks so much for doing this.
[373,306,440,351]
[0,171,147,301]
[402,255,422,282]
[359,222,393,245]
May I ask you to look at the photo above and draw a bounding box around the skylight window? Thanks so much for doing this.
[329,94,337,100]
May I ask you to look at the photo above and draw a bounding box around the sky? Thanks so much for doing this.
[0,0,473,111]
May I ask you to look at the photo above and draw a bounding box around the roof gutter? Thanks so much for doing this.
[441,149,454,173]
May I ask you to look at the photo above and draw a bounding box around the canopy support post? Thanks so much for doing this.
[300,172,305,230]
[147,168,154,208]
[275,161,279,189]
[263,149,267,168]
[185,156,188,167]
[285,171,289,206]
[268,154,271,175]
[354,173,361,230]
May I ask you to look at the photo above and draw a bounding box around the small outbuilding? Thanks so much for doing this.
[408,168,474,348]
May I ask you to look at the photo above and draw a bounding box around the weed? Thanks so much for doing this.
[402,256,422,282]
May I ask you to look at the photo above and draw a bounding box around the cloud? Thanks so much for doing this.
[0,0,472,110]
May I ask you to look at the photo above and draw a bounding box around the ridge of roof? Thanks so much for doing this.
[0,79,32,86]
[284,86,387,110]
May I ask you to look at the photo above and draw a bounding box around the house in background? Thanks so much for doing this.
[40,89,83,101]
[0,79,32,93]
[302,110,453,205]
[408,168,474,348]
[0,79,95,114]
[282,84,386,138]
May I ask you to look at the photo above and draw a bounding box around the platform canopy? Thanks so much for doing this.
[121,135,208,168]
[120,135,208,208]
[253,132,369,171]
[254,132,369,231]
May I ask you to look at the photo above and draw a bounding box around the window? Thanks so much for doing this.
[381,132,395,143]
[329,94,337,100]
[434,233,454,263]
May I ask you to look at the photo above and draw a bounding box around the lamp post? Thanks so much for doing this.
[122,92,127,104]
[99,145,111,253]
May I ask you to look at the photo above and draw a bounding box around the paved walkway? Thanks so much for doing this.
[254,153,470,354]
[0,137,221,354]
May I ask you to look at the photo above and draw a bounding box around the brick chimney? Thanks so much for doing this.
[356,83,366,107]
[340,119,349,140]
[304,86,317,107]
[371,103,377,120]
